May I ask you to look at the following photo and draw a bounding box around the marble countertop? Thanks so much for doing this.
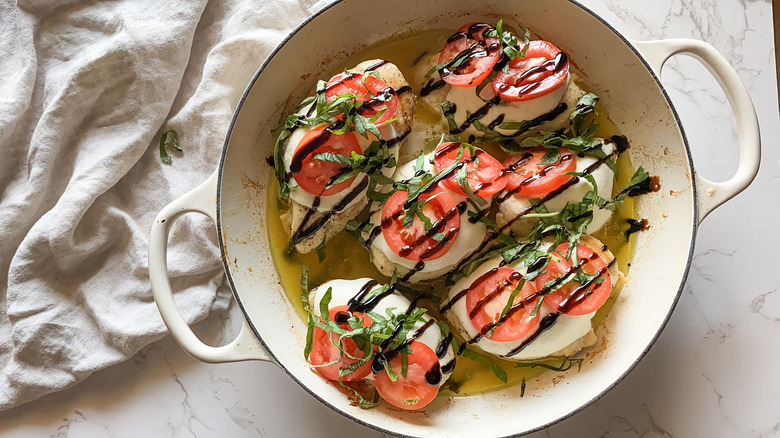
[1,0,777,436]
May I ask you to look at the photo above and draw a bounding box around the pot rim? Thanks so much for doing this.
[214,0,699,435]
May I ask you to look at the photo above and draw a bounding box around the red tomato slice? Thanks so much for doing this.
[437,23,501,87]
[535,243,612,316]
[292,125,361,196]
[466,267,540,342]
[374,341,440,410]
[381,187,460,261]
[325,72,398,126]
[433,142,507,198]
[502,147,575,197]
[492,40,569,102]
[308,305,373,381]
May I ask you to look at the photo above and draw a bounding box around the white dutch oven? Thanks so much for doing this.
[148,0,760,436]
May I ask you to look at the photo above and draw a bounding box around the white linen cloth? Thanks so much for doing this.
[0,0,328,410]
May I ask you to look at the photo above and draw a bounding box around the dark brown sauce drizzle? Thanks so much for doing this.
[467,263,572,345]
[498,152,575,203]
[395,85,412,95]
[487,114,505,130]
[420,78,446,97]
[325,127,411,188]
[625,218,649,239]
[346,279,381,313]
[371,319,435,374]
[512,53,568,87]
[468,208,488,224]
[397,205,461,257]
[334,310,352,325]
[441,358,456,374]
[401,262,425,282]
[503,313,559,357]
[504,103,568,138]
[442,102,457,116]
[365,225,382,247]
[420,23,497,96]
[401,163,466,210]
[468,271,524,319]
[290,177,368,245]
[450,96,502,135]
[425,363,443,386]
[436,332,454,359]
[502,256,617,357]
[557,255,612,314]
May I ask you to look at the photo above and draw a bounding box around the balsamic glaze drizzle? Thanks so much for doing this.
[290,177,368,245]
[370,319,436,375]
[503,313,559,357]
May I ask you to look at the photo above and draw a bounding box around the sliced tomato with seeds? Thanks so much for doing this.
[493,40,569,102]
[502,147,575,197]
[308,305,374,381]
[325,72,397,126]
[292,125,361,196]
[381,187,460,262]
[437,23,501,87]
[374,341,440,410]
[535,243,612,316]
[466,267,539,342]
[433,142,507,198]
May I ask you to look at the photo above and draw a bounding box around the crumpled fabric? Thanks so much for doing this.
[0,0,329,410]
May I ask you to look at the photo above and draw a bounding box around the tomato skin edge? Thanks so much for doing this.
[492,40,570,102]
[437,23,501,88]
[291,125,362,196]
[502,147,576,197]
[433,142,508,198]
[380,187,460,262]
[373,341,440,410]
[535,244,612,316]
[307,306,374,381]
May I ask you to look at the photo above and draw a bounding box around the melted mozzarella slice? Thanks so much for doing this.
[496,140,616,236]
[445,74,569,136]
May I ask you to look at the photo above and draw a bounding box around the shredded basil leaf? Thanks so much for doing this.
[316,236,327,263]
[319,287,333,323]
[454,339,508,383]
[514,356,583,372]
[159,129,181,164]
[303,313,315,360]
[300,265,311,313]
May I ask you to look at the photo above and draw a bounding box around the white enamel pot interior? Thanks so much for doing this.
[148,0,760,436]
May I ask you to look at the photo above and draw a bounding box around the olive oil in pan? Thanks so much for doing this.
[266,28,639,397]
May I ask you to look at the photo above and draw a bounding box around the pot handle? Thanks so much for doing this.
[630,38,760,223]
[149,171,272,363]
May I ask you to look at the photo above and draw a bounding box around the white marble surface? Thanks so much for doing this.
[1,0,777,436]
